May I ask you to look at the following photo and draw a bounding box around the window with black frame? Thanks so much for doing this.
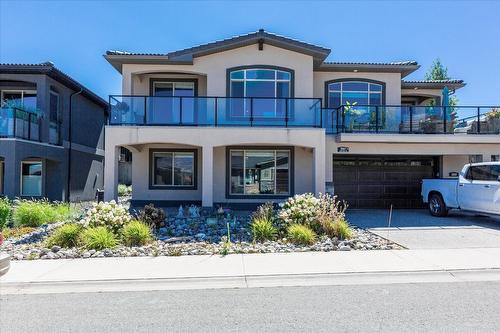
[229,68,291,120]
[229,149,290,196]
[151,150,195,188]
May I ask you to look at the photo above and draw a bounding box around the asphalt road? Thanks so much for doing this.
[1,281,499,333]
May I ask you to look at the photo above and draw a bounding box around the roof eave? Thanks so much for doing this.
[401,81,466,90]
[103,54,194,73]
[315,63,420,77]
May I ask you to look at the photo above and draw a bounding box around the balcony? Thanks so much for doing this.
[109,96,323,128]
[0,107,41,141]
[327,105,500,135]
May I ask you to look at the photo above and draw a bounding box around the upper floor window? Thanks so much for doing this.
[229,68,291,98]
[327,80,383,108]
[1,90,37,112]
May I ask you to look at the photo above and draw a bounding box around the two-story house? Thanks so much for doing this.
[0,63,107,201]
[103,29,500,209]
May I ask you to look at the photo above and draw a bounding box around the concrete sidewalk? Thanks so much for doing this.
[2,248,500,294]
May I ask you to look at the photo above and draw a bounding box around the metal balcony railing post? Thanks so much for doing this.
[285,99,289,128]
[12,109,17,138]
[179,96,183,125]
[28,113,31,140]
[375,106,379,133]
[143,97,147,125]
[477,107,481,133]
[443,106,447,134]
[250,98,254,127]
[341,106,346,132]
[409,106,413,133]
[214,97,218,127]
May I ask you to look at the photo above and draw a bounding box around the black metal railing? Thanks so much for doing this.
[0,107,41,141]
[330,105,500,135]
[108,95,323,128]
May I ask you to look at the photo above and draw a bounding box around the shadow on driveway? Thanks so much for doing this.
[347,209,500,249]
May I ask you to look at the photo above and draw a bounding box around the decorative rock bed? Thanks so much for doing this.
[1,214,401,260]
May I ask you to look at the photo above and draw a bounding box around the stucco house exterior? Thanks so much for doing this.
[0,63,107,201]
[103,29,500,209]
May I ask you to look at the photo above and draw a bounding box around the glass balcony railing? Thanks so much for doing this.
[0,107,41,141]
[332,105,500,135]
[108,96,323,128]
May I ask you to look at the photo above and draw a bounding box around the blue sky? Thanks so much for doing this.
[1,0,499,105]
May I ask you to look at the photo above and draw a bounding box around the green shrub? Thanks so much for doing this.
[251,217,277,242]
[83,200,132,234]
[328,218,353,240]
[0,197,11,230]
[81,226,117,250]
[13,200,73,227]
[287,224,316,246]
[46,224,83,248]
[117,184,132,196]
[138,204,166,229]
[122,220,152,246]
[316,193,348,235]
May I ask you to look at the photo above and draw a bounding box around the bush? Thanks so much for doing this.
[251,217,277,242]
[122,220,153,246]
[138,204,166,229]
[2,226,36,239]
[287,224,316,245]
[0,197,11,230]
[316,193,348,234]
[278,193,319,228]
[326,218,353,240]
[117,184,132,196]
[83,200,132,234]
[46,224,83,248]
[13,200,73,227]
[81,226,117,250]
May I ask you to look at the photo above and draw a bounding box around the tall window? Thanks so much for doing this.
[229,68,291,118]
[151,150,195,188]
[49,91,60,145]
[327,81,383,108]
[229,149,290,196]
[21,161,42,196]
[149,80,196,124]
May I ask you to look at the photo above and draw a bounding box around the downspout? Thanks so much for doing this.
[67,88,83,202]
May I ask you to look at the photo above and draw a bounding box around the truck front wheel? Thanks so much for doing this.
[428,193,448,217]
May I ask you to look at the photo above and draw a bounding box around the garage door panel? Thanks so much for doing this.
[333,155,436,209]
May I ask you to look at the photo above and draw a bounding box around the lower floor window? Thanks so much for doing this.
[21,161,42,196]
[230,149,290,195]
[151,150,195,188]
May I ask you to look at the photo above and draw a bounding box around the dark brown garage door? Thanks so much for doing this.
[332,156,438,209]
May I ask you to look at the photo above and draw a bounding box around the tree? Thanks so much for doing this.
[425,58,458,107]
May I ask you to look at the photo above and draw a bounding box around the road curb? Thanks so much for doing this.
[2,268,500,295]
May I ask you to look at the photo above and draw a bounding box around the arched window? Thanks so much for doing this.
[327,80,384,108]
[228,67,293,118]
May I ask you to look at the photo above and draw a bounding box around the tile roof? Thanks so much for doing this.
[0,62,107,108]
[401,79,465,89]
[323,61,418,66]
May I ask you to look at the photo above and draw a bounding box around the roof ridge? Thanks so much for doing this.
[323,61,418,66]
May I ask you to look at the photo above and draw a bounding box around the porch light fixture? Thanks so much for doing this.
[353,69,358,72]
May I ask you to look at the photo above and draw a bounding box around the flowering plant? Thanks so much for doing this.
[83,200,132,234]
[278,193,320,228]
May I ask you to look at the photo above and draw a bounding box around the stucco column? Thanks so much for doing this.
[3,155,19,198]
[313,146,326,196]
[104,145,119,202]
[201,145,214,208]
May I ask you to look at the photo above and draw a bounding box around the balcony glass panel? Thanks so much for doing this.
[109,96,145,125]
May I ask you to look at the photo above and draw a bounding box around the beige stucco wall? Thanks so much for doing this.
[122,44,314,97]
[131,73,207,96]
[324,135,500,182]
[104,126,325,204]
[313,71,402,106]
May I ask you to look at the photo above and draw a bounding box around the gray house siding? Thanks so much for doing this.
[0,67,107,202]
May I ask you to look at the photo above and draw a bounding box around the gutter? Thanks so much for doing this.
[67,88,83,202]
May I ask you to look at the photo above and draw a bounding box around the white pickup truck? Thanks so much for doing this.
[421,162,500,217]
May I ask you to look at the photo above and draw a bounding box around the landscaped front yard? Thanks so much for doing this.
[0,194,400,260]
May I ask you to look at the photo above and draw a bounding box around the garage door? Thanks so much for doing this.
[332,156,438,209]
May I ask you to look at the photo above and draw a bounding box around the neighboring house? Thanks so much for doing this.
[0,63,107,201]
[103,29,500,209]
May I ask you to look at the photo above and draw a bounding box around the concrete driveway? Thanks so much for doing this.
[347,209,500,249]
